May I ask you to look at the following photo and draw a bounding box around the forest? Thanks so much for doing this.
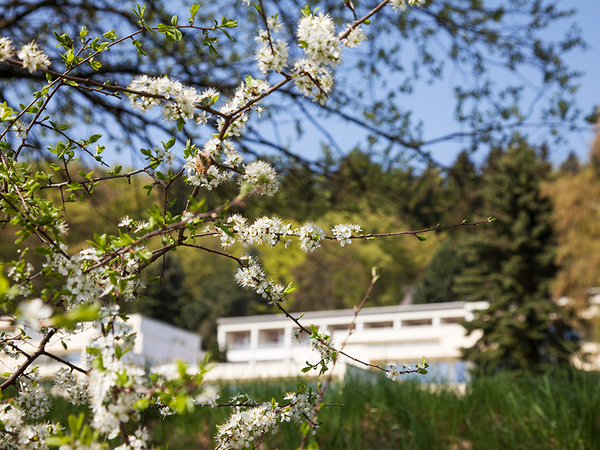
[2,136,597,370]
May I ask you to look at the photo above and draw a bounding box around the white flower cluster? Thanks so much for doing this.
[184,138,244,190]
[114,428,150,450]
[6,261,34,298]
[53,367,88,405]
[87,334,145,439]
[255,16,289,74]
[17,298,52,331]
[216,402,279,450]
[385,361,411,381]
[128,75,218,124]
[291,11,341,105]
[0,330,24,360]
[234,255,286,305]
[297,12,341,66]
[44,245,146,306]
[195,385,220,407]
[224,214,292,248]
[339,25,367,48]
[292,56,335,106]
[216,389,318,449]
[241,160,280,196]
[298,222,327,252]
[281,391,315,426]
[15,369,52,420]
[0,37,51,72]
[331,223,362,247]
[0,36,14,61]
[221,215,341,254]
[385,358,427,381]
[390,0,426,11]
[309,327,337,364]
[217,77,270,137]
[0,402,58,450]
[44,247,107,307]
[17,41,51,73]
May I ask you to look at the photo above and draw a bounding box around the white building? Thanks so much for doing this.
[0,314,204,377]
[211,301,489,382]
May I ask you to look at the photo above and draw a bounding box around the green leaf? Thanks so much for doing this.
[51,304,100,328]
[415,234,426,241]
[103,29,118,41]
[46,436,70,447]
[171,15,179,26]
[284,282,295,295]
[188,3,200,24]
[68,412,85,435]
[163,137,176,150]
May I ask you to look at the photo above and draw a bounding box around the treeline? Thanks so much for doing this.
[2,137,599,364]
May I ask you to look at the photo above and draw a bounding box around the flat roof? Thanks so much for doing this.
[217,301,473,325]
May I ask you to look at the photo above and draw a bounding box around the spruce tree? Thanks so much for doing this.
[413,240,465,304]
[457,143,577,374]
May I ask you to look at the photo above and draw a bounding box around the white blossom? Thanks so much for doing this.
[53,368,88,405]
[291,59,334,105]
[385,362,401,381]
[128,75,217,125]
[331,223,361,247]
[119,215,133,227]
[0,37,14,61]
[390,0,426,11]
[17,298,52,331]
[297,12,341,66]
[195,385,220,407]
[308,327,337,364]
[241,160,279,196]
[15,369,52,419]
[17,41,51,73]
[340,25,367,48]
[298,222,326,252]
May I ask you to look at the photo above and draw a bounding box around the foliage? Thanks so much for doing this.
[544,135,600,305]
[456,142,577,374]
[412,238,465,304]
[47,368,600,450]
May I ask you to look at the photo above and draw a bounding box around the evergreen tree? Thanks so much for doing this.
[456,143,577,374]
[413,240,465,304]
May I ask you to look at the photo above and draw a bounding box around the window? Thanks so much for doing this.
[402,318,432,327]
[328,324,352,331]
[258,329,284,347]
[364,321,394,329]
[441,317,464,324]
[228,331,251,349]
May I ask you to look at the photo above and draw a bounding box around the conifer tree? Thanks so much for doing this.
[457,142,577,374]
[413,240,464,304]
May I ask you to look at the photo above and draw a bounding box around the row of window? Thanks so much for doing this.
[226,316,465,349]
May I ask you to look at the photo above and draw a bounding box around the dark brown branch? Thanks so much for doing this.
[1,329,56,390]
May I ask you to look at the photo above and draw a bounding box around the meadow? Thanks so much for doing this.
[49,367,600,449]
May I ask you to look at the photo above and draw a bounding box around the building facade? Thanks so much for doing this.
[212,301,489,382]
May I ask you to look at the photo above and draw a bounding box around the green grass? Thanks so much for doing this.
[49,368,600,450]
